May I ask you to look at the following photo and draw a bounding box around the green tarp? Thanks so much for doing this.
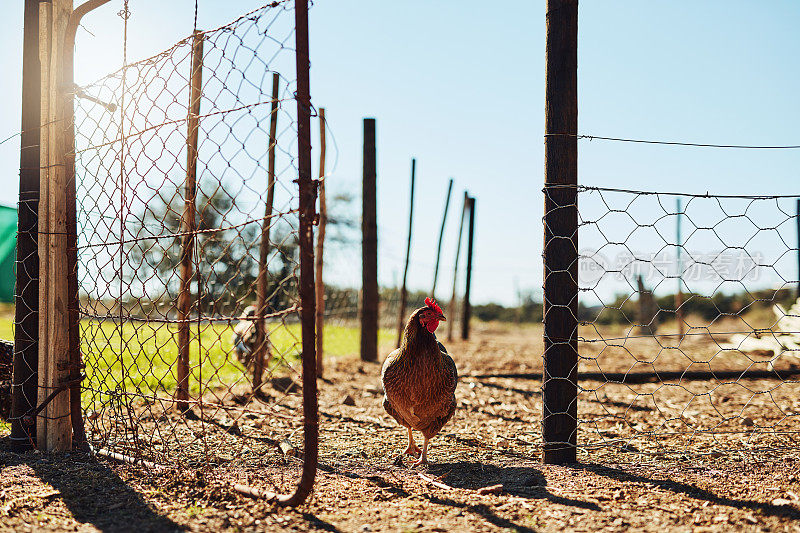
[0,206,16,303]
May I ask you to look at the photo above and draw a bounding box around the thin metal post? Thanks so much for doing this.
[676,197,684,338]
[360,118,378,362]
[447,192,468,343]
[236,0,318,507]
[542,0,578,465]
[233,0,319,508]
[253,72,280,392]
[286,0,318,505]
[396,159,416,347]
[11,0,41,451]
[176,31,203,410]
[315,107,327,376]
[432,178,453,297]
[461,197,475,340]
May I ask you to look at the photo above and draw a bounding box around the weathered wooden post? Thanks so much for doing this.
[34,0,110,451]
[461,197,475,340]
[11,0,41,451]
[361,118,378,362]
[432,178,453,297]
[396,159,416,347]
[252,72,280,392]
[37,0,75,454]
[542,0,579,464]
[176,30,204,410]
[636,275,657,336]
[447,192,468,342]
[315,107,327,376]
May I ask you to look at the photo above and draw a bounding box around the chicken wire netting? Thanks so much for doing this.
[73,1,313,472]
[557,186,800,460]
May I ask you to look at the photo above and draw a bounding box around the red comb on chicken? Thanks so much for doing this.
[381,298,457,466]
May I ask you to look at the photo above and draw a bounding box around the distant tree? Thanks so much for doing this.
[472,294,543,324]
[125,181,297,316]
[324,191,359,245]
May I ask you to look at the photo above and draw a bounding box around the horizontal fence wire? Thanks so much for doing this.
[543,185,800,460]
[72,2,314,489]
[545,133,800,149]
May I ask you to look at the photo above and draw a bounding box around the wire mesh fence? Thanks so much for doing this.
[544,184,800,460]
[51,1,320,496]
[9,1,798,508]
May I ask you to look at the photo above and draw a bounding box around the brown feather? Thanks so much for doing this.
[381,307,458,439]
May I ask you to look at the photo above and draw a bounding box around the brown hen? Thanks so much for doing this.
[381,298,457,466]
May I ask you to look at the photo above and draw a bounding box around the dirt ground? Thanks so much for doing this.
[2,322,800,532]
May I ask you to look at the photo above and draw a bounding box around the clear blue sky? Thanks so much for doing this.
[1,1,798,306]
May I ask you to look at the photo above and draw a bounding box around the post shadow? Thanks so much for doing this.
[3,445,184,532]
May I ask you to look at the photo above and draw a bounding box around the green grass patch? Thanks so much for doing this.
[80,320,304,398]
[0,314,392,406]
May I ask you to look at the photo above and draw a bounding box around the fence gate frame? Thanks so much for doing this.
[12,0,319,507]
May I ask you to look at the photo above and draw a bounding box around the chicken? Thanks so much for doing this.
[232,306,258,366]
[381,298,457,466]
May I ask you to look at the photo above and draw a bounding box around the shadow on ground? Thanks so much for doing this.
[1,442,182,532]
[320,460,600,533]
[429,461,600,509]
[579,462,800,522]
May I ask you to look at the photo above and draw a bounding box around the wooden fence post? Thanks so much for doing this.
[461,197,475,340]
[33,0,110,451]
[315,108,327,376]
[447,192,468,342]
[396,159,416,347]
[542,0,578,465]
[176,30,203,410]
[432,178,453,297]
[11,0,41,451]
[360,118,378,362]
[252,72,280,392]
[37,0,75,452]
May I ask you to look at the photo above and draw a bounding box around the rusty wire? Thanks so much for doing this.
[70,2,315,491]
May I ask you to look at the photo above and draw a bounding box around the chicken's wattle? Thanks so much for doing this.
[425,319,439,333]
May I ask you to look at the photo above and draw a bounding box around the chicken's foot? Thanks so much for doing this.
[411,437,429,467]
[403,427,422,457]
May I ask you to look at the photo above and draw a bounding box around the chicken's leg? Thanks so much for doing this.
[411,436,429,467]
[403,427,421,456]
